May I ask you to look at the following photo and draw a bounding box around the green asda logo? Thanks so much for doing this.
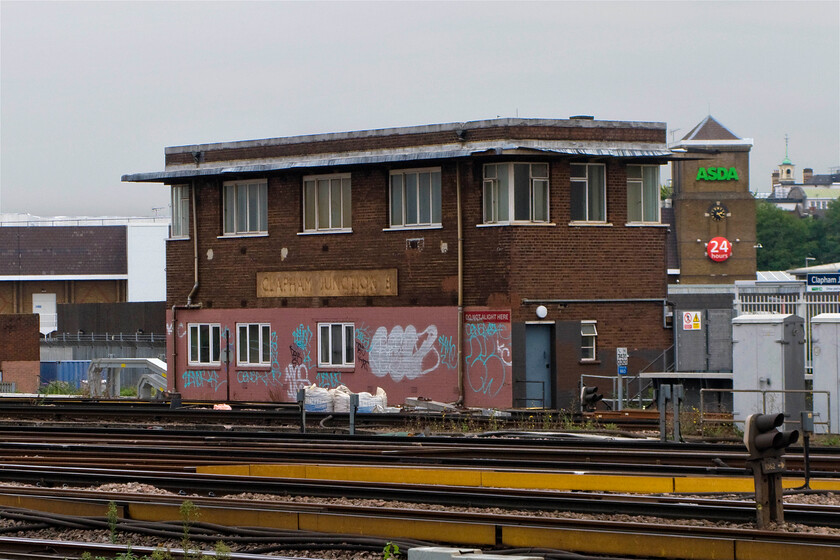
[696,167,739,181]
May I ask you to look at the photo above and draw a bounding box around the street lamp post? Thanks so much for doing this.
[805,257,816,267]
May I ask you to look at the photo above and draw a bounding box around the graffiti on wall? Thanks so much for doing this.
[284,327,310,399]
[437,334,457,369]
[464,321,511,397]
[368,325,440,382]
[182,370,226,392]
[316,371,343,388]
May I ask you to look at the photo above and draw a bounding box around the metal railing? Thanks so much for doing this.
[43,332,165,344]
[513,380,546,408]
[700,388,831,432]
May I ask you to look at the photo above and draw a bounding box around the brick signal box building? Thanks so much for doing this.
[124,117,674,409]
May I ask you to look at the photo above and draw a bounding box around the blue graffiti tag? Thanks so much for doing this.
[438,334,457,369]
[182,370,226,392]
[292,324,313,365]
[315,371,343,388]
[464,322,511,397]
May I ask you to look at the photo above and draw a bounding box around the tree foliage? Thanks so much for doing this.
[755,199,840,270]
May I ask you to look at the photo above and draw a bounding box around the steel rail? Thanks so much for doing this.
[0,465,837,528]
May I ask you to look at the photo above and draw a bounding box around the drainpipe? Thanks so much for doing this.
[456,162,465,406]
[171,180,203,394]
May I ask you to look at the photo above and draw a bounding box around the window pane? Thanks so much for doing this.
[317,179,330,228]
[588,165,605,221]
[238,325,248,363]
[627,165,642,179]
[405,173,418,225]
[190,326,199,362]
[304,181,316,230]
[431,171,441,224]
[224,185,235,234]
[212,326,220,362]
[342,178,352,228]
[236,184,248,232]
[390,175,403,226]
[571,180,586,220]
[497,164,509,221]
[330,324,342,365]
[344,325,354,364]
[532,163,548,178]
[533,179,548,221]
[419,172,431,224]
[513,164,530,221]
[199,324,209,363]
[249,324,259,363]
[483,180,495,223]
[643,167,659,222]
[627,181,642,222]
[484,164,496,179]
[257,183,267,231]
[248,184,259,232]
[330,179,342,228]
[320,325,330,364]
[570,164,586,179]
[261,325,271,363]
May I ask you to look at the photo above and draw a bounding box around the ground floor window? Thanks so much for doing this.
[189,323,221,365]
[237,323,271,366]
[581,321,598,361]
[318,322,354,367]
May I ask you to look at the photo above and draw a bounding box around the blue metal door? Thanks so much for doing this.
[525,324,552,408]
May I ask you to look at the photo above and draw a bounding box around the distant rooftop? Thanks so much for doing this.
[0,213,170,227]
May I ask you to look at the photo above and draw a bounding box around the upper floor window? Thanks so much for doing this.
[483,163,549,224]
[171,184,190,238]
[627,165,660,223]
[318,322,354,367]
[223,180,267,235]
[390,168,442,228]
[303,174,351,232]
[188,323,221,366]
[581,321,597,361]
[237,323,271,366]
[570,163,606,222]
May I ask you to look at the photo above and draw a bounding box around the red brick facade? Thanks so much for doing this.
[0,314,40,392]
[131,118,672,409]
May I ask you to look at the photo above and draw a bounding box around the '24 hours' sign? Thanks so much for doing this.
[707,237,732,262]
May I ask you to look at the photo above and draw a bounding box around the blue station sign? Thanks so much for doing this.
[807,273,840,292]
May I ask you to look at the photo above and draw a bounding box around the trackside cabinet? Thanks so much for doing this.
[812,313,840,434]
[732,314,806,428]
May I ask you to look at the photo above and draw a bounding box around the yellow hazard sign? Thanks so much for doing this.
[682,311,702,330]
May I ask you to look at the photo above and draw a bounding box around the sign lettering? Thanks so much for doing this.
[707,236,732,262]
[464,311,511,323]
[696,167,739,181]
[257,269,398,298]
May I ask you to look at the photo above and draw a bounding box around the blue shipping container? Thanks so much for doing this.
[40,361,91,389]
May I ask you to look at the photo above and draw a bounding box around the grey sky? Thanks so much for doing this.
[2,1,838,217]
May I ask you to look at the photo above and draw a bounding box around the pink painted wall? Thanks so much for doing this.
[166,307,512,408]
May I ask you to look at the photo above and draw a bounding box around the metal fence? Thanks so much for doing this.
[734,283,840,373]
[700,388,831,432]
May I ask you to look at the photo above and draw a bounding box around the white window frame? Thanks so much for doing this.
[581,321,598,361]
[223,179,268,236]
[236,323,271,366]
[570,163,607,223]
[626,165,661,223]
[303,173,352,233]
[188,323,221,366]
[482,163,550,224]
[389,168,442,228]
[171,184,190,239]
[317,322,355,367]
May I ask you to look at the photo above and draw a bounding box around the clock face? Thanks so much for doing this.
[709,203,728,221]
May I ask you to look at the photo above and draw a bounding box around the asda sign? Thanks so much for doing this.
[696,167,739,181]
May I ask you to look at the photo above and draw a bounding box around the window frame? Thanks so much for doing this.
[317,322,355,368]
[570,163,607,223]
[188,323,222,366]
[171,184,190,239]
[580,321,598,362]
[482,162,550,225]
[626,165,661,224]
[302,173,352,233]
[388,167,442,229]
[236,323,272,367]
[222,179,268,236]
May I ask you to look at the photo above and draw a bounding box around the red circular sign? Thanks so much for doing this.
[707,236,732,262]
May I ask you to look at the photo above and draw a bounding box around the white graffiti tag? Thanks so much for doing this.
[284,363,310,400]
[368,325,440,382]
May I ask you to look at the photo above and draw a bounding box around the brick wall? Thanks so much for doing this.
[0,314,40,392]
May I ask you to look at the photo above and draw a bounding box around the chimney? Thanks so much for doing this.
[803,168,813,183]
[772,170,780,188]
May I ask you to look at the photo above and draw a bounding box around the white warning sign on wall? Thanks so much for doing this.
[682,311,702,331]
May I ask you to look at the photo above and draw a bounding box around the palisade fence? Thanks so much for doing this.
[734,283,840,374]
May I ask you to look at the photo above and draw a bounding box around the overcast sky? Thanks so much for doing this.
[2,1,838,218]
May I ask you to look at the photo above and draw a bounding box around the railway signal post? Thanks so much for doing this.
[743,413,799,527]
